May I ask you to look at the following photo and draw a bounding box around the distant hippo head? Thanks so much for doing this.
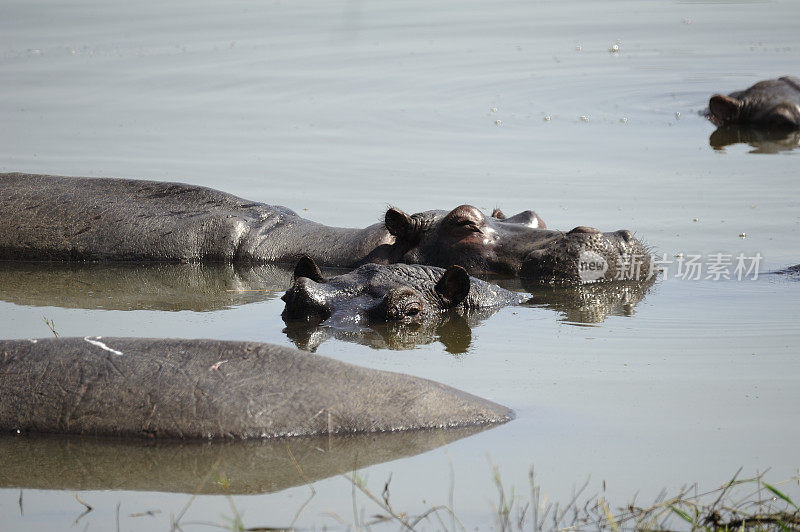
[384,205,649,283]
[708,76,800,129]
[281,257,526,329]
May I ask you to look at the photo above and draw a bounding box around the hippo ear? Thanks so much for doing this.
[293,255,326,283]
[435,265,470,308]
[385,207,415,239]
[491,208,506,220]
[709,94,741,123]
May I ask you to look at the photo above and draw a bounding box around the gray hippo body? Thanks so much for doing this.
[707,76,800,128]
[0,173,649,282]
[0,172,389,266]
[0,338,512,439]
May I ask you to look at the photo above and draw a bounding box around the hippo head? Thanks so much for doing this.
[384,205,650,283]
[708,76,800,129]
[281,257,525,329]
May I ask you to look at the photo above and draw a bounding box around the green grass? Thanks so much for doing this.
[85,462,800,531]
[335,466,800,531]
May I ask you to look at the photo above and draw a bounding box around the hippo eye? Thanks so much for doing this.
[454,219,481,233]
[405,304,422,316]
[379,289,425,322]
[444,206,485,235]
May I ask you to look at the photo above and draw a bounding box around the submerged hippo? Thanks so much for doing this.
[707,76,800,128]
[0,338,512,439]
[281,257,527,328]
[0,173,649,282]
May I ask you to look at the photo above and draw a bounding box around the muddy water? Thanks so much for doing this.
[1,0,799,529]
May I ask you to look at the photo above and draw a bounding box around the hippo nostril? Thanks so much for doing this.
[567,226,601,235]
[617,229,633,242]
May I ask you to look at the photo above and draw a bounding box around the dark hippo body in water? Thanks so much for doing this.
[707,76,800,128]
[282,257,526,328]
[0,173,649,282]
[0,337,512,439]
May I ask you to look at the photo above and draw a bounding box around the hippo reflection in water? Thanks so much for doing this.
[709,124,800,153]
[0,173,649,282]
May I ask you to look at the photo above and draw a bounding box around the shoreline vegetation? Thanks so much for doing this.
[333,466,800,532]
[32,464,796,531]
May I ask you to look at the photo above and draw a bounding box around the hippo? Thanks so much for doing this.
[0,173,649,282]
[0,338,512,439]
[281,257,527,328]
[280,258,657,351]
[707,76,800,128]
[280,257,527,352]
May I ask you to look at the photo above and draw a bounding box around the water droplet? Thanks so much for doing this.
[544,115,551,122]
[675,111,681,119]
[580,115,589,122]
[494,120,502,126]
[490,107,498,113]
[609,44,619,53]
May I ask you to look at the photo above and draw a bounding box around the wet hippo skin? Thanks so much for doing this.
[707,76,800,128]
[0,173,649,282]
[0,338,513,439]
[282,257,527,328]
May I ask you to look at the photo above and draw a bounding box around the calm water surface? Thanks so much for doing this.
[1,0,799,529]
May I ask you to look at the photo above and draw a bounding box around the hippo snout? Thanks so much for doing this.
[519,227,649,283]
